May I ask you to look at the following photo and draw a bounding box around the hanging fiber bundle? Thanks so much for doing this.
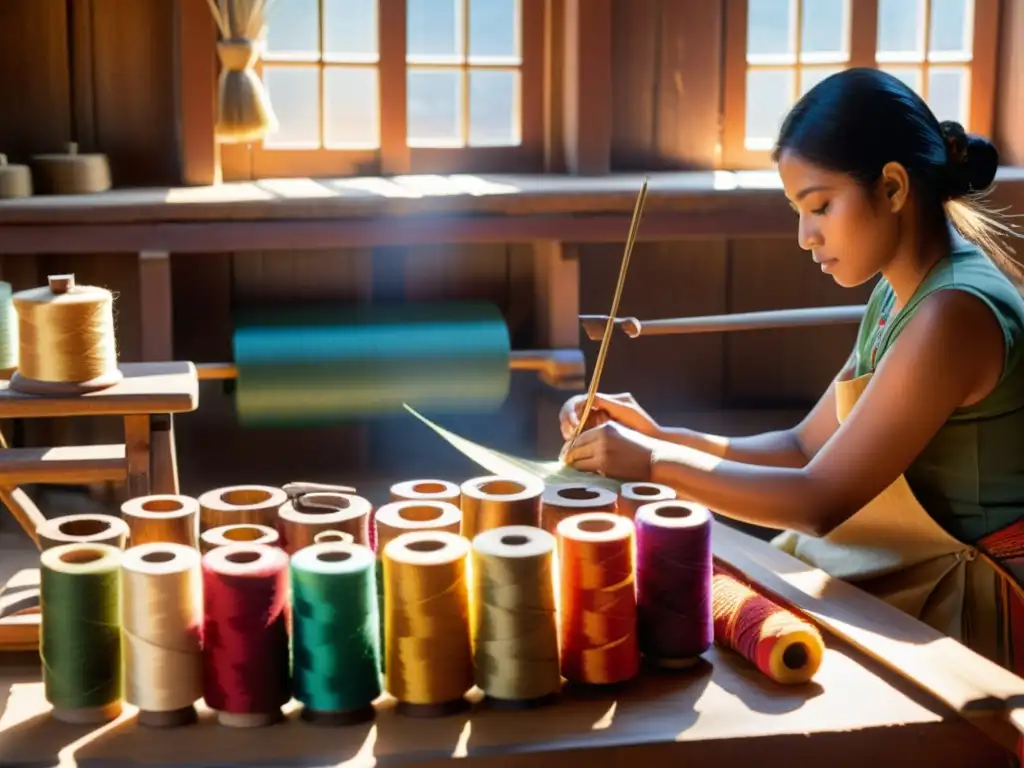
[205,0,278,144]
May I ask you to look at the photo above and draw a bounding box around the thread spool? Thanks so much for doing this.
[199,523,280,554]
[618,482,676,519]
[9,275,123,395]
[37,513,129,551]
[314,530,355,545]
[635,501,713,669]
[541,484,618,534]
[121,495,199,548]
[0,281,17,371]
[390,479,461,504]
[374,500,463,553]
[556,512,640,686]
[471,526,561,707]
[0,154,32,199]
[383,531,474,716]
[40,543,123,724]
[712,568,824,685]
[460,476,544,540]
[231,302,511,427]
[31,143,112,195]
[198,485,287,533]
[277,491,372,554]
[121,543,202,727]
[202,544,291,727]
[291,542,381,724]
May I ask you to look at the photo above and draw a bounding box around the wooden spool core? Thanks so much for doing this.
[0,154,32,199]
[31,142,111,195]
[36,514,129,551]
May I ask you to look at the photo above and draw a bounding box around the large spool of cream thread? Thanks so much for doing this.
[121,495,199,548]
[37,513,129,551]
[121,543,203,727]
[277,491,372,554]
[712,567,824,684]
[635,501,713,668]
[198,485,288,533]
[471,526,561,707]
[202,544,291,726]
[232,302,512,427]
[386,479,461,551]
[541,484,618,534]
[291,542,381,725]
[460,476,544,540]
[200,523,280,554]
[40,543,123,724]
[31,143,112,195]
[9,275,122,395]
[383,531,474,716]
[618,482,676,519]
[556,513,640,686]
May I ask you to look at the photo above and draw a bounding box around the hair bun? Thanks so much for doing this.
[940,120,999,198]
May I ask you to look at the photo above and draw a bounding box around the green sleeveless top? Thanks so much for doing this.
[853,240,1024,543]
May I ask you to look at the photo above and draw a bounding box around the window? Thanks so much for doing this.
[230,0,543,179]
[722,0,999,169]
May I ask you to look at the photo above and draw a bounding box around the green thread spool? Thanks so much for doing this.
[232,302,511,427]
[40,543,123,724]
[291,542,382,724]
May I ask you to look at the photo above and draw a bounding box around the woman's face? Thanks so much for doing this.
[777,150,902,288]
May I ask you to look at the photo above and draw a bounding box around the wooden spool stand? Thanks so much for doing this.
[0,361,199,651]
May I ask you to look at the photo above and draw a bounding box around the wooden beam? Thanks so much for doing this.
[995,0,1024,163]
[533,241,580,349]
[562,0,612,174]
[0,444,127,485]
[174,0,219,185]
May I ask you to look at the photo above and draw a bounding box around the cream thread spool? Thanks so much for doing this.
[618,482,677,519]
[460,476,544,540]
[389,479,461,503]
[0,154,32,199]
[31,142,112,195]
[198,485,287,533]
[10,274,122,395]
[540,484,618,534]
[200,523,280,554]
[277,491,372,554]
[121,495,199,548]
[374,500,462,553]
[121,543,202,727]
[37,513,129,551]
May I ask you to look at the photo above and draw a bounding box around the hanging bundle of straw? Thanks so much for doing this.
[206,0,279,143]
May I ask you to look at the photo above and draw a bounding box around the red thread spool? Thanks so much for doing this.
[556,512,640,685]
[202,544,291,726]
[711,567,824,684]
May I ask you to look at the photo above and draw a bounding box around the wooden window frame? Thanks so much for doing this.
[220,0,545,181]
[721,0,1001,170]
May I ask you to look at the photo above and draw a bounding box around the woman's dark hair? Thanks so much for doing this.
[773,67,1020,281]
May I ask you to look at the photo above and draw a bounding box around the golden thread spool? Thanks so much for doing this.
[374,500,462,553]
[31,142,112,195]
[313,530,355,545]
[471,526,561,706]
[121,543,202,727]
[389,479,461,504]
[277,491,372,554]
[37,513,129,551]
[383,531,474,715]
[618,482,676,519]
[10,274,122,395]
[460,476,544,540]
[198,485,287,533]
[540,484,618,534]
[0,154,32,199]
[200,523,280,554]
[121,495,199,548]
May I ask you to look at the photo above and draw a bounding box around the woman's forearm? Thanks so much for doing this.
[655,426,809,469]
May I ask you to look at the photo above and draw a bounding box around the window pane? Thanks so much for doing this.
[800,0,847,61]
[880,65,923,96]
[469,69,517,145]
[265,0,319,58]
[747,0,795,61]
[929,66,969,124]
[799,66,842,96]
[877,0,926,61]
[324,0,378,59]
[408,0,462,60]
[469,0,518,60]
[745,69,793,149]
[263,67,320,149]
[929,0,972,57]
[325,67,380,148]
[408,69,462,146]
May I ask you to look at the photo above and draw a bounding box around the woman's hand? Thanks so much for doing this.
[562,421,663,481]
[558,392,660,440]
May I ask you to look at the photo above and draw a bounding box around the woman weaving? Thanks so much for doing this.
[560,68,1024,671]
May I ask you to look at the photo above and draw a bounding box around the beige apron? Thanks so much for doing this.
[773,373,1002,657]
